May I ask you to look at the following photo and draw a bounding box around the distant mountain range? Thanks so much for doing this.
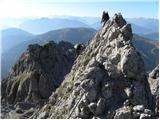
[131,23,155,34]
[19,18,91,34]
[1,27,158,79]
[16,16,158,36]
[48,15,100,25]
[37,27,96,44]
[1,27,96,79]
[126,18,159,33]
[132,34,159,71]
[2,16,158,37]
[1,28,34,52]
[142,32,159,40]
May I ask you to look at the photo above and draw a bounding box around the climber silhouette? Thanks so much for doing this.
[101,11,110,26]
[74,43,84,57]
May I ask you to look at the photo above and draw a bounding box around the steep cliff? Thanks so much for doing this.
[31,13,154,119]
[148,65,159,118]
[2,13,158,119]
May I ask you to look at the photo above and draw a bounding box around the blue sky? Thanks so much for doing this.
[0,0,158,18]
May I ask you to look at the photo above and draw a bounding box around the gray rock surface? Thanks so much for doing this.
[88,102,97,114]
[114,105,152,119]
[114,107,132,119]
[133,105,144,112]
[31,13,153,119]
[1,41,76,118]
[37,111,49,119]
[1,12,158,119]
[148,65,159,118]
[139,113,151,119]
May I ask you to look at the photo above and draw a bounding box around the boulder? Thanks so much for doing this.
[88,103,97,114]
[37,111,49,119]
[148,65,159,118]
[114,107,132,119]
[144,109,152,115]
[139,113,151,119]
[78,101,91,118]
[133,105,144,112]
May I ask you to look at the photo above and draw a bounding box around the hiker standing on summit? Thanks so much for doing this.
[101,11,110,26]
[74,43,84,57]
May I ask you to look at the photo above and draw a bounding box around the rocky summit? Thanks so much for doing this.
[1,13,159,119]
[29,13,157,119]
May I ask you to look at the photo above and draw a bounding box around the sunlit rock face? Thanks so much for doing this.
[32,13,153,119]
[2,13,157,119]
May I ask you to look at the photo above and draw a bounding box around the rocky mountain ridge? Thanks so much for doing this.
[31,13,157,119]
[1,27,96,79]
[2,41,76,105]
[1,13,159,119]
[2,27,158,80]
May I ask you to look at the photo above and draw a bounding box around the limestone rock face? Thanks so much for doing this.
[2,13,157,119]
[1,41,76,104]
[148,65,159,118]
[114,105,152,119]
[32,13,153,119]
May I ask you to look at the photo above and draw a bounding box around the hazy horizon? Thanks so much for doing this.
[0,0,158,18]
[1,15,158,30]
[0,0,158,30]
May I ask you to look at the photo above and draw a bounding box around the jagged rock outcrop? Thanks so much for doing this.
[31,13,153,119]
[148,65,159,118]
[1,41,76,105]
